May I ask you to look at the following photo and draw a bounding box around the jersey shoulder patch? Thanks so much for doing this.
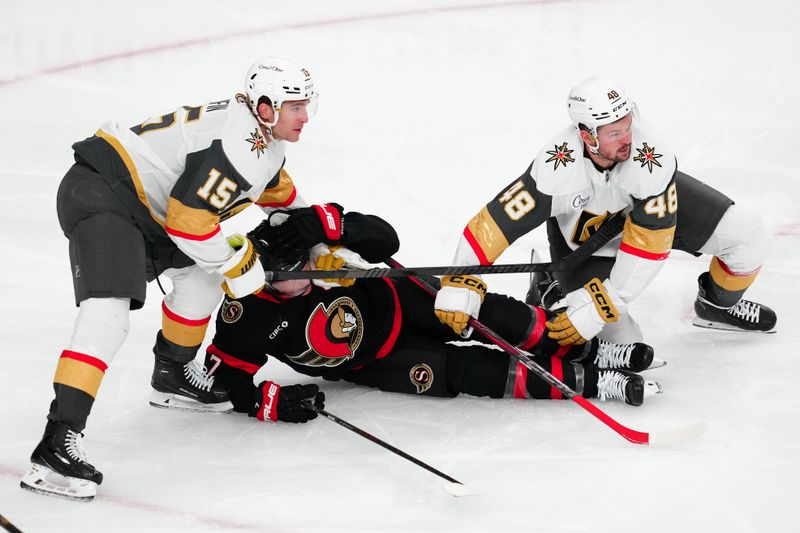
[531,125,587,196]
[220,102,286,198]
[616,121,676,198]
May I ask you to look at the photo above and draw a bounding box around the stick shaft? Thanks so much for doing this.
[303,402,465,484]
[391,260,651,446]
[266,215,624,281]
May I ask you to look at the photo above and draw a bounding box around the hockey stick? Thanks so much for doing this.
[302,401,475,496]
[265,215,625,282]
[0,514,22,533]
[389,259,706,446]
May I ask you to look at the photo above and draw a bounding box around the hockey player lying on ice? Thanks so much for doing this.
[200,205,662,424]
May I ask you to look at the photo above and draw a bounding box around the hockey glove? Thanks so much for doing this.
[219,234,266,299]
[310,244,372,288]
[434,275,487,337]
[251,204,344,258]
[251,381,325,423]
[546,278,622,346]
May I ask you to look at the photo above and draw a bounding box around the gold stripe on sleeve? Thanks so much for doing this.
[467,207,510,264]
[622,217,675,254]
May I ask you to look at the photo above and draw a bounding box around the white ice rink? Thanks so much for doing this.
[2,1,799,531]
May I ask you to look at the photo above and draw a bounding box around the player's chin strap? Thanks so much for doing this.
[264,215,626,282]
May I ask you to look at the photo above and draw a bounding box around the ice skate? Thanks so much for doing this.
[596,370,661,407]
[150,358,233,413]
[20,421,102,501]
[593,339,664,371]
[693,273,777,333]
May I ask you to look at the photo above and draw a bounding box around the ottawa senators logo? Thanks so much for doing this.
[220,300,243,324]
[409,364,434,394]
[288,297,363,367]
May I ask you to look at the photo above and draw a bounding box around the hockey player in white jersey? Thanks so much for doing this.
[21,57,343,501]
[434,77,776,347]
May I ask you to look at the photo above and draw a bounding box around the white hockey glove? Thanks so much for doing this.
[310,244,372,289]
[546,278,624,346]
[219,234,266,298]
[434,275,487,337]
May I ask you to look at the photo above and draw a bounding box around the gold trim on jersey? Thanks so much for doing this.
[166,197,221,238]
[709,256,758,292]
[162,317,208,347]
[54,358,104,399]
[95,129,166,228]
[467,207,510,264]
[256,168,296,206]
[622,217,675,254]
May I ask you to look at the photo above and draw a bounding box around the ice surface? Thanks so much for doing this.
[1,1,799,531]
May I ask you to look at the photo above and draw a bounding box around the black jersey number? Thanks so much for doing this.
[131,105,203,135]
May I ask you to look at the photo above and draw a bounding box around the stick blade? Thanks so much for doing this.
[442,482,479,498]
[648,420,707,446]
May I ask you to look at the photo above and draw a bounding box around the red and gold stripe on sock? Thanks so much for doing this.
[709,256,760,292]
[53,350,108,399]
[161,302,210,348]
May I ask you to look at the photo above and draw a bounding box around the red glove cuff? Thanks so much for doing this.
[257,381,281,422]
[312,204,343,241]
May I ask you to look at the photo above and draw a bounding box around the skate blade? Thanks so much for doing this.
[20,463,96,502]
[643,380,663,400]
[692,317,776,334]
[644,358,667,371]
[149,391,233,413]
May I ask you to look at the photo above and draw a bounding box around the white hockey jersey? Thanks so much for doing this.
[451,120,678,303]
[72,97,305,273]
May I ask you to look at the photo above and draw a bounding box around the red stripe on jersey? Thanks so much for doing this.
[520,306,547,350]
[550,356,563,400]
[376,279,402,359]
[463,227,492,266]
[513,362,528,399]
[256,187,297,208]
[206,344,261,375]
[60,350,108,372]
[619,242,670,261]
[165,225,221,241]
[161,302,211,327]
[552,345,570,358]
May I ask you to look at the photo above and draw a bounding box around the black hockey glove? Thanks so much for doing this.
[253,203,343,255]
[250,381,325,423]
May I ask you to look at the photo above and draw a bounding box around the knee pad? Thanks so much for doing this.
[68,297,131,366]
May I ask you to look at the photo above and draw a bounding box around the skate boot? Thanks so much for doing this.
[596,370,662,407]
[693,273,777,333]
[592,339,664,371]
[151,356,233,413]
[525,250,565,310]
[20,420,103,501]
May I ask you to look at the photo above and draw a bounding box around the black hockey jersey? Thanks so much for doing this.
[207,212,401,377]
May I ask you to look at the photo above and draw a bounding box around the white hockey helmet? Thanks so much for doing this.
[567,76,633,136]
[244,57,317,126]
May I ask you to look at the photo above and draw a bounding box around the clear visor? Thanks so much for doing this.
[278,93,319,120]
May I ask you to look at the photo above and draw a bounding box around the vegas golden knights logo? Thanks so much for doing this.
[289,297,363,367]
